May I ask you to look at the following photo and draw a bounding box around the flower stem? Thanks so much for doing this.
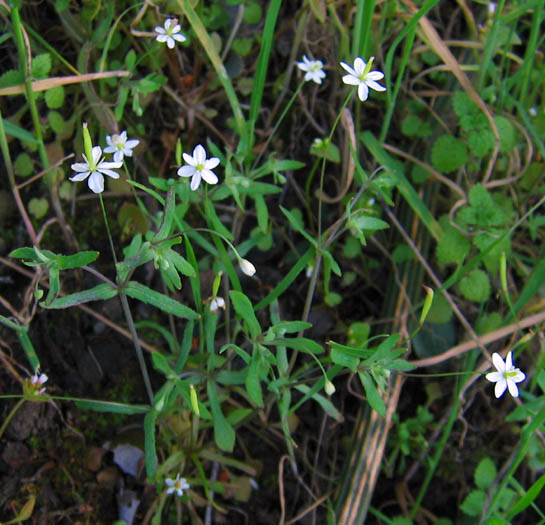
[98,193,118,267]
[252,80,305,170]
[119,293,154,404]
[0,399,25,441]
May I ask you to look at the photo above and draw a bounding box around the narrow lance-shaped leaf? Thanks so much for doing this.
[144,410,158,479]
[41,283,118,309]
[124,281,199,320]
[229,290,261,340]
[246,347,263,407]
[207,380,235,453]
[359,370,386,417]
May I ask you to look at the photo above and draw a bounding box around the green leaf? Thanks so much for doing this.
[246,349,263,407]
[48,110,65,135]
[204,199,233,240]
[294,384,342,421]
[124,281,199,319]
[2,119,39,144]
[459,269,491,303]
[350,215,390,231]
[207,380,235,452]
[359,371,386,416]
[475,457,497,490]
[135,73,167,94]
[270,321,312,334]
[42,283,118,309]
[45,85,65,109]
[431,135,467,174]
[330,347,359,371]
[31,53,52,79]
[436,225,470,265]
[75,399,149,414]
[14,152,34,177]
[495,116,516,153]
[154,188,175,241]
[57,250,99,270]
[267,337,323,355]
[460,489,486,516]
[243,1,262,23]
[0,69,23,89]
[229,290,261,339]
[453,91,479,118]
[28,198,49,219]
[507,472,545,520]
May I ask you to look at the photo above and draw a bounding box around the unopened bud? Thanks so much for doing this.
[324,380,336,396]
[239,258,256,276]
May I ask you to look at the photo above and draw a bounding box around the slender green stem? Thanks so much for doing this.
[98,193,118,267]
[119,293,154,404]
[0,399,25,441]
[252,80,305,171]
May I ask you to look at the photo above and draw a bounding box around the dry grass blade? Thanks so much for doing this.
[0,71,131,96]
[401,0,499,182]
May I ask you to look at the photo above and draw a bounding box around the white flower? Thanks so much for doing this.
[485,352,526,398]
[296,55,326,85]
[165,474,190,497]
[239,258,256,276]
[70,146,122,194]
[210,296,225,313]
[340,56,386,102]
[155,18,187,49]
[177,144,220,191]
[104,131,140,163]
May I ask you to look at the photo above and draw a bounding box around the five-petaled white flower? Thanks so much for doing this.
[177,144,220,191]
[296,55,326,85]
[104,131,140,163]
[485,352,526,398]
[340,56,386,102]
[165,474,190,497]
[210,296,225,313]
[70,146,122,194]
[155,18,187,49]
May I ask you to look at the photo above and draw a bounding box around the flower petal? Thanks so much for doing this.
[156,34,168,42]
[357,83,369,101]
[88,172,104,193]
[507,380,519,398]
[485,371,502,382]
[201,169,218,185]
[178,166,195,178]
[193,144,206,164]
[492,353,505,372]
[190,173,201,191]
[353,57,366,74]
[366,79,386,92]
[91,146,102,165]
[167,37,175,49]
[70,171,90,181]
[204,157,220,170]
[182,152,196,166]
[125,139,139,148]
[98,168,120,179]
[505,351,513,369]
[367,71,385,81]
[494,378,507,398]
[342,74,360,86]
[340,61,356,76]
[71,162,90,172]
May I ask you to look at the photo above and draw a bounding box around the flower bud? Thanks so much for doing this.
[324,380,336,396]
[239,258,256,276]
